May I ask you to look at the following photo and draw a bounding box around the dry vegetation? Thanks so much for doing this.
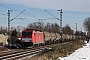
[0,40,85,60]
[28,40,85,60]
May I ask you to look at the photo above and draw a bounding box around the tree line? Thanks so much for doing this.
[0,19,88,37]
[26,21,85,36]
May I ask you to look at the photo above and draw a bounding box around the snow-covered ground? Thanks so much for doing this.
[58,41,90,60]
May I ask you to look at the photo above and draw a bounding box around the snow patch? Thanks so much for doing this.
[58,41,90,60]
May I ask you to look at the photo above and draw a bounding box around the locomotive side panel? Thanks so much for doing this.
[34,31,44,44]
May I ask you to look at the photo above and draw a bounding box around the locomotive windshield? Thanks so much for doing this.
[22,32,32,36]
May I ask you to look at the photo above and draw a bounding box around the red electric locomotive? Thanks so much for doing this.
[21,29,44,47]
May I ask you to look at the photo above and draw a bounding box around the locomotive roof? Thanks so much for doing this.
[22,29,43,33]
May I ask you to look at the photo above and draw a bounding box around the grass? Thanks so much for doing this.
[24,40,85,60]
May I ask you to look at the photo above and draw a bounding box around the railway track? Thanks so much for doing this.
[0,47,45,60]
[0,41,69,60]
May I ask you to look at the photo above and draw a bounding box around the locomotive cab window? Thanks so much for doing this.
[22,32,32,36]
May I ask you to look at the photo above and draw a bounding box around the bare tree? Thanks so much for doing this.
[44,23,51,32]
[0,26,7,34]
[27,21,45,31]
[83,17,90,35]
[63,24,73,35]
[50,23,60,33]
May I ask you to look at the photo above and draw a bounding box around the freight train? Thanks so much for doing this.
[6,29,81,48]
[20,29,77,47]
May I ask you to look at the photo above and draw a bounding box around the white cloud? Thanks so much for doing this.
[1,0,90,12]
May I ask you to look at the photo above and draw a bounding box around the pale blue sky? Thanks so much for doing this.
[0,0,90,32]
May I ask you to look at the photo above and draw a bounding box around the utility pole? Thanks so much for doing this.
[75,23,77,35]
[7,10,25,49]
[75,23,77,34]
[8,10,12,49]
[81,28,83,40]
[57,9,63,38]
[75,23,78,39]
[8,10,10,36]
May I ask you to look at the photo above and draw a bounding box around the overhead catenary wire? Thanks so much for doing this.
[0,0,58,23]
[0,3,43,20]
[1,0,48,18]
[10,0,24,10]
[11,0,48,18]
[0,4,38,20]
[45,10,59,20]
[10,10,25,21]
[0,4,24,12]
